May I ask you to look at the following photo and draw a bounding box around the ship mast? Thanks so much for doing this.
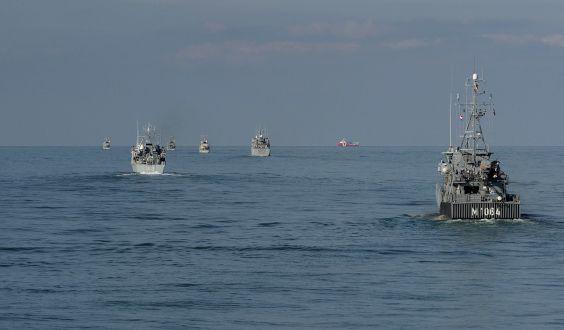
[449,67,454,149]
[449,92,452,148]
[458,70,493,162]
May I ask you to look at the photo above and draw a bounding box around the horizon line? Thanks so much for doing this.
[2,145,564,148]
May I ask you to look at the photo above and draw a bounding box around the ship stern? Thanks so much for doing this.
[440,202,521,220]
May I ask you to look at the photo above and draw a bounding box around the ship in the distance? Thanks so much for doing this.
[337,138,359,147]
[131,123,166,174]
[199,135,210,154]
[102,137,111,150]
[167,136,176,151]
[251,128,271,157]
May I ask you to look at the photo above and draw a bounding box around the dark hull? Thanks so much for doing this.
[439,202,520,219]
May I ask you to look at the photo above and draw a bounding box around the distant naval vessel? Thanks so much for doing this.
[251,128,270,157]
[131,123,166,174]
[102,137,111,150]
[436,69,520,219]
[167,136,176,151]
[199,136,210,154]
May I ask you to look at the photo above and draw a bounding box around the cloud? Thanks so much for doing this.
[288,19,381,39]
[204,21,226,33]
[380,38,440,50]
[482,33,536,45]
[483,33,564,47]
[540,34,564,47]
[175,40,360,62]
[121,0,181,4]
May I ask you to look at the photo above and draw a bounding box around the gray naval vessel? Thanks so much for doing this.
[167,136,176,151]
[131,123,166,174]
[251,128,271,157]
[102,137,111,150]
[199,135,210,154]
[436,70,520,219]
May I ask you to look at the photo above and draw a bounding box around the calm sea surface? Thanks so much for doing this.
[1,146,564,329]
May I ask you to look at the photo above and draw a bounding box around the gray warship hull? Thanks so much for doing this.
[251,147,270,157]
[131,162,165,175]
[439,202,520,219]
[436,184,521,219]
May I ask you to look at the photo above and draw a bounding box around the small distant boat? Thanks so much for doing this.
[102,137,111,150]
[251,128,271,157]
[337,138,359,147]
[131,123,166,174]
[167,136,176,151]
[199,136,210,154]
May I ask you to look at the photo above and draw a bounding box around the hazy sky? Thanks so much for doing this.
[1,0,564,146]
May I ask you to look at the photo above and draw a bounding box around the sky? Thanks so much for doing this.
[1,0,564,146]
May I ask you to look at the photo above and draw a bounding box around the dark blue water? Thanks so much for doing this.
[2,146,564,329]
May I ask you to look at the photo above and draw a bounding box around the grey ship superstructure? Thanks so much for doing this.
[131,123,166,174]
[251,128,271,157]
[436,70,520,219]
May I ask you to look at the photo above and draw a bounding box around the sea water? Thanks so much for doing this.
[1,146,564,328]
